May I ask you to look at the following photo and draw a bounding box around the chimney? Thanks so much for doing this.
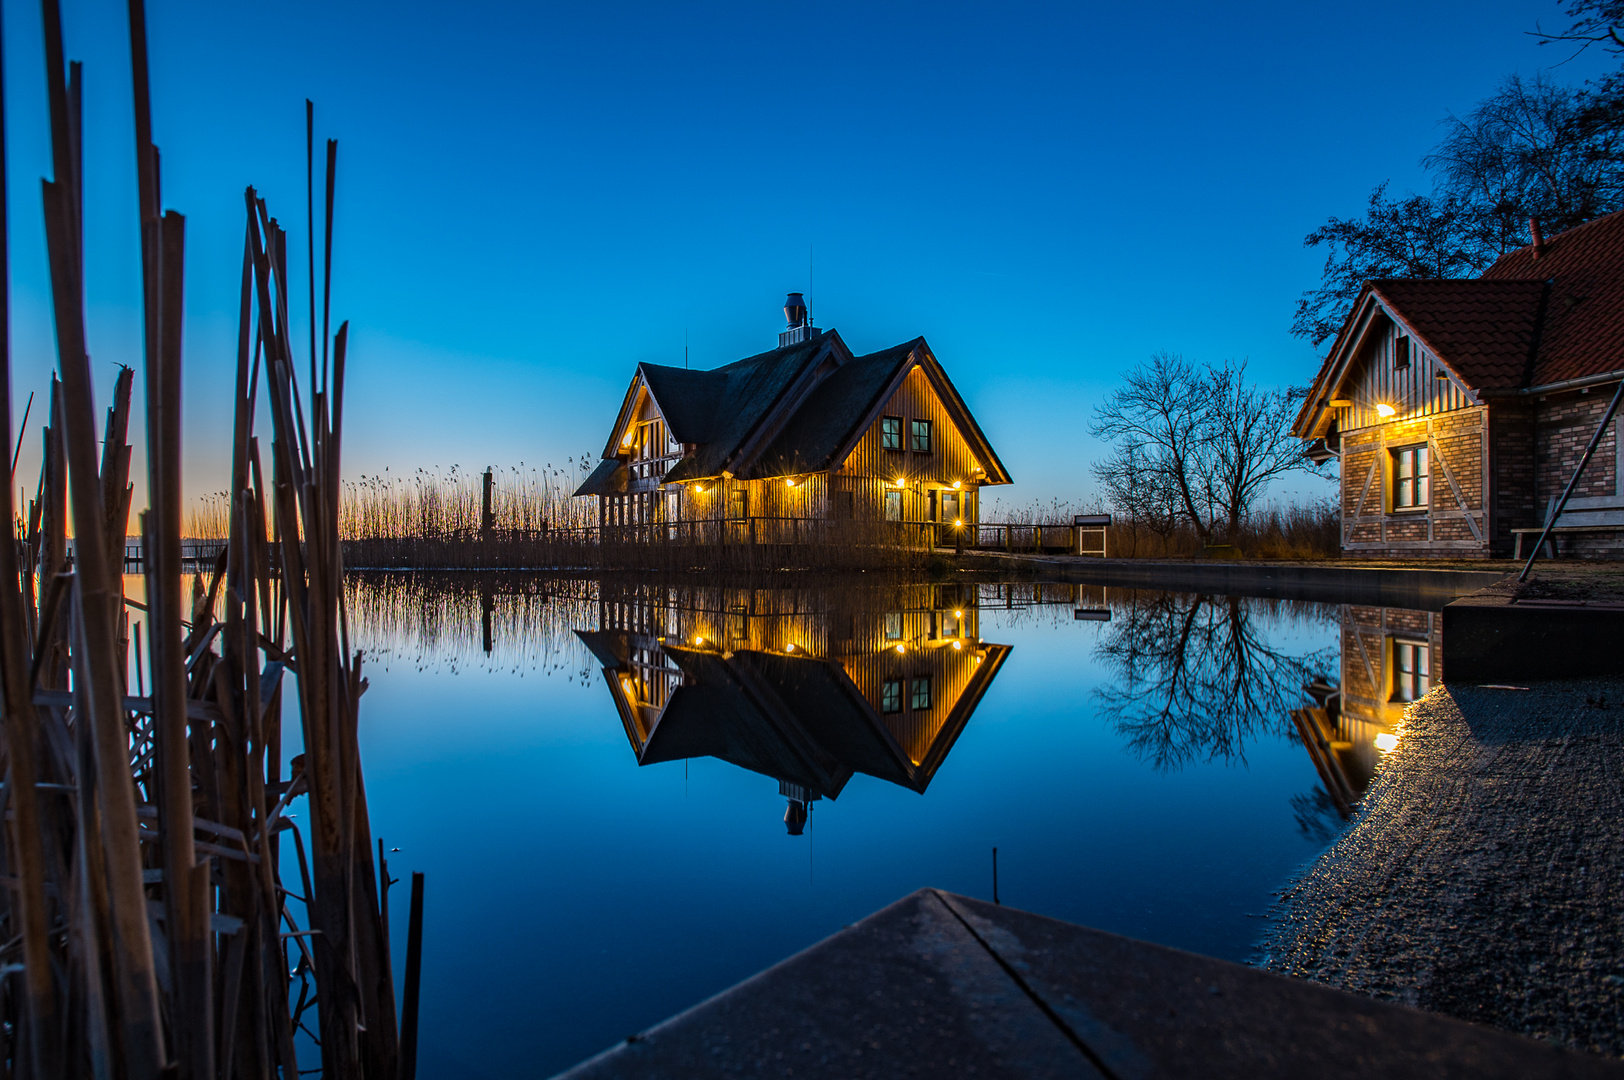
[1530,218,1545,258]
[778,292,819,347]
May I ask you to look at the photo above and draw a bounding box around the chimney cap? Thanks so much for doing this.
[783,292,807,328]
[1530,217,1546,257]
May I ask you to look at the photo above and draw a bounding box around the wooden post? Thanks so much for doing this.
[398,872,426,1080]
[481,467,494,541]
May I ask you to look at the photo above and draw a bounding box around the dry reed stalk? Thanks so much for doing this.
[0,2,409,1076]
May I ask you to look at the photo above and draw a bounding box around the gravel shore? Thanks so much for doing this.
[1260,679,1624,1057]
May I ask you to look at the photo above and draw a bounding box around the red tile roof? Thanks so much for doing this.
[1368,278,1546,390]
[1481,209,1624,385]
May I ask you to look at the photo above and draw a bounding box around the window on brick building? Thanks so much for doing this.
[1393,445,1428,509]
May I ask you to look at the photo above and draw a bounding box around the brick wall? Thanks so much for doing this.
[1337,407,1489,559]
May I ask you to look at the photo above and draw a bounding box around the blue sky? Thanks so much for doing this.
[3,0,1612,512]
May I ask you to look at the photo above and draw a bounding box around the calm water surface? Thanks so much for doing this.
[331,574,1436,1078]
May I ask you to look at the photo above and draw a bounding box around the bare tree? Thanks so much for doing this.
[1426,73,1624,241]
[1092,355,1321,542]
[1202,364,1318,539]
[1090,352,1214,543]
[1091,440,1181,555]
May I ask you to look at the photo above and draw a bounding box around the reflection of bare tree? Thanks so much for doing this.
[1094,593,1336,770]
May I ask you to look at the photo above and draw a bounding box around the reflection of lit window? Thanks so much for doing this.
[1392,639,1430,702]
[885,489,902,521]
[882,680,903,713]
[911,676,932,711]
[884,613,903,640]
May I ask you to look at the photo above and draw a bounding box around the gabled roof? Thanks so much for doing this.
[1294,209,1624,438]
[575,327,1012,494]
[1365,279,1547,391]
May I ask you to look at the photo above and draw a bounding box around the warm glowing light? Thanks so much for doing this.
[954,610,963,619]
[695,484,706,493]
[952,640,963,650]
[785,643,796,652]
[693,635,705,645]
[621,432,634,446]
[1374,732,1400,752]
[895,644,906,654]
[1375,403,1397,418]
[954,519,963,528]
[785,477,796,487]
[952,480,962,489]
[892,478,904,487]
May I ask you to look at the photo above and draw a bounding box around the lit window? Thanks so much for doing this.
[881,416,903,451]
[1393,446,1429,509]
[885,489,902,521]
[941,491,958,522]
[881,679,903,713]
[884,612,903,640]
[1392,639,1430,702]
[910,676,932,711]
[729,487,749,520]
[910,419,932,453]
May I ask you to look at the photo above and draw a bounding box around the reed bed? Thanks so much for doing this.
[981,497,1341,560]
[0,6,411,1077]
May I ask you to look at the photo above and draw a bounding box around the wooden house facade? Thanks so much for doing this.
[1293,212,1624,558]
[575,581,1011,830]
[574,297,1012,544]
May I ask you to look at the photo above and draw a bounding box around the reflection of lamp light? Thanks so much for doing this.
[895,643,906,654]
[785,643,796,652]
[954,610,963,619]
[693,635,705,645]
[952,640,962,650]
[1376,403,1397,418]
[954,519,963,527]
[785,477,796,487]
[952,480,962,489]
[1375,732,1399,752]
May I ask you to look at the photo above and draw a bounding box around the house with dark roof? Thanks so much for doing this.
[573,295,1012,543]
[1292,210,1624,558]
[575,580,1011,833]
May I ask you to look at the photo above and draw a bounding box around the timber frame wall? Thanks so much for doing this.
[1339,407,1490,557]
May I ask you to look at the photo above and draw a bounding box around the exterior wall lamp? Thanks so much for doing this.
[1376,403,1397,418]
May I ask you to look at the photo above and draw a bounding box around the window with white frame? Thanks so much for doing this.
[1393,445,1428,509]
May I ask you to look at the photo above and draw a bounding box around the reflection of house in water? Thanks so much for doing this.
[576,584,1011,832]
[1293,606,1440,816]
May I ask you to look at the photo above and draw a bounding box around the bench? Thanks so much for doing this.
[1512,497,1624,558]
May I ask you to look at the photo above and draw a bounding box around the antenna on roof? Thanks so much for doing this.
[808,244,814,327]
[684,328,689,370]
